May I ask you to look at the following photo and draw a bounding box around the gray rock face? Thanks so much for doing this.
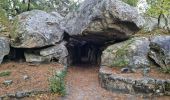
[24,52,51,64]
[24,42,68,65]
[11,10,64,48]
[101,37,150,68]
[149,36,170,70]
[40,41,68,65]
[62,0,145,40]
[143,17,158,32]
[0,37,10,64]
[99,66,170,95]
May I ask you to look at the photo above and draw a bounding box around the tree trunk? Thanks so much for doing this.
[158,13,163,28]
[27,0,31,11]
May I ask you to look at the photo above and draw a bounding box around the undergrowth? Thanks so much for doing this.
[0,71,11,77]
[49,70,67,96]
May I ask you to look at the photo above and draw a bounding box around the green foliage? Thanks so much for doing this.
[122,0,138,6]
[165,82,170,91]
[112,58,129,67]
[147,0,170,17]
[49,70,67,96]
[10,16,19,40]
[110,39,134,67]
[0,0,81,17]
[0,71,11,77]
[161,67,170,74]
[0,8,11,36]
[0,8,9,30]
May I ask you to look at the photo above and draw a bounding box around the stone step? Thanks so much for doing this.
[99,66,170,96]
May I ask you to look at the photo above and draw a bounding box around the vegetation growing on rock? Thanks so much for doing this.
[122,0,138,6]
[49,70,67,96]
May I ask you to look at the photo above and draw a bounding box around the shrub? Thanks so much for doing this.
[49,70,67,96]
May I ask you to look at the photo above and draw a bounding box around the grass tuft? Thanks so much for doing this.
[0,71,11,77]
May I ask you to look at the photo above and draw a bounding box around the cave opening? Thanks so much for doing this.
[66,38,103,65]
[64,30,130,66]
[3,47,26,62]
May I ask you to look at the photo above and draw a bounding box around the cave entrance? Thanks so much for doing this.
[66,37,103,65]
[3,47,26,62]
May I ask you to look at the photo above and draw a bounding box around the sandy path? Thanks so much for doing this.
[63,65,141,100]
[23,64,170,100]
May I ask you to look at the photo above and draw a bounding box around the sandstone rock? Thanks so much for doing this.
[10,10,64,48]
[62,0,145,41]
[99,66,170,95]
[40,41,69,65]
[24,52,51,63]
[101,37,150,68]
[15,91,30,98]
[50,11,64,21]
[0,37,10,64]
[149,36,170,70]
[143,17,158,32]
[24,42,68,65]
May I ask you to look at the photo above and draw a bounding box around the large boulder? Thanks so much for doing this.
[61,0,145,41]
[149,36,170,70]
[24,41,68,65]
[0,37,10,64]
[10,10,64,48]
[101,37,150,68]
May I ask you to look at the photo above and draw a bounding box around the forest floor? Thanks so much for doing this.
[0,62,170,100]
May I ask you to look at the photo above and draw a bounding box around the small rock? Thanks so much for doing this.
[156,89,160,93]
[121,68,129,73]
[143,67,150,76]
[16,91,28,98]
[3,80,13,85]
[23,75,29,80]
[130,68,137,73]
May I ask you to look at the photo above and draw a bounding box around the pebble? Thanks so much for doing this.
[130,68,136,73]
[23,75,29,80]
[16,91,28,98]
[3,80,13,85]
[121,68,129,73]
[156,89,160,93]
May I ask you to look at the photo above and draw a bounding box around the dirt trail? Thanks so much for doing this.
[63,65,141,100]
[23,64,170,100]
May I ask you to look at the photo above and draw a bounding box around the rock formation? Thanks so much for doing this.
[101,37,150,68]
[10,10,64,48]
[0,37,10,64]
[61,0,145,43]
[149,36,170,70]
